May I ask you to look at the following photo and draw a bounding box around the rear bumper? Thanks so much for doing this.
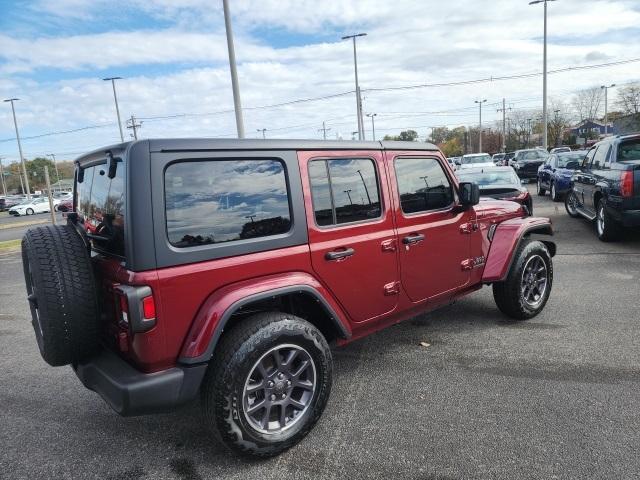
[612,208,640,227]
[73,349,207,416]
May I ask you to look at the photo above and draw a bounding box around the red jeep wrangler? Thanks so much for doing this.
[22,139,555,457]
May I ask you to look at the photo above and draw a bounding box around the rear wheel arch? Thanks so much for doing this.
[179,286,351,365]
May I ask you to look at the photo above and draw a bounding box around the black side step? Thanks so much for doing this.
[575,206,597,221]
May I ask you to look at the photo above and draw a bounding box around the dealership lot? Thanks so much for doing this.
[1,189,639,480]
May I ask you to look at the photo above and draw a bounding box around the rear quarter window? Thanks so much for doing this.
[164,159,291,247]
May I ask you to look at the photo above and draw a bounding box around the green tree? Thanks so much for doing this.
[440,137,463,157]
[383,130,419,142]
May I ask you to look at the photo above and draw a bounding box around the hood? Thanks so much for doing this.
[475,198,525,221]
[556,167,576,175]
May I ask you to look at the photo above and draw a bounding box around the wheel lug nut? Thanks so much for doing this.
[270,394,276,401]
[267,381,274,388]
[286,380,291,386]
[281,393,286,399]
[278,373,284,379]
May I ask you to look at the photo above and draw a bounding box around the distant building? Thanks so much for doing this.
[49,178,73,192]
[569,119,612,138]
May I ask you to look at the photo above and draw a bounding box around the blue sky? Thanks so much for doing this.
[1,0,639,165]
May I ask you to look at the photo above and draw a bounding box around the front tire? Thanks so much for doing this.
[201,312,332,457]
[596,198,622,242]
[550,182,561,202]
[26,208,34,215]
[493,240,553,320]
[564,190,580,218]
[537,179,546,196]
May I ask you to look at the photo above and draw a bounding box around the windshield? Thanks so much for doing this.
[457,170,519,187]
[557,153,585,169]
[461,154,492,165]
[618,139,640,161]
[76,159,126,257]
[517,150,547,161]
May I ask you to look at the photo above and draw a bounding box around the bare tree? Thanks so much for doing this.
[548,100,571,147]
[572,87,603,122]
[508,109,538,149]
[616,83,640,115]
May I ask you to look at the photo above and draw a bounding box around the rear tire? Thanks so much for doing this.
[201,312,332,457]
[596,198,622,242]
[22,225,100,366]
[493,240,553,320]
[537,179,546,196]
[26,208,34,215]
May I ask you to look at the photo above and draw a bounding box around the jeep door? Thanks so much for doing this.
[300,150,399,324]
[387,153,471,303]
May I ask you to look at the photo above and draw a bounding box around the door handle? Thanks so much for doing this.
[325,247,355,261]
[402,233,425,245]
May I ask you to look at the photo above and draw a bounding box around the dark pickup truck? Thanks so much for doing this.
[565,133,640,241]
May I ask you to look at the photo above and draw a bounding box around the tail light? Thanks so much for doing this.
[114,285,156,333]
[620,171,634,198]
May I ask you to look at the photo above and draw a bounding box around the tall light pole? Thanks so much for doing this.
[103,77,124,142]
[366,113,377,141]
[475,99,487,152]
[530,0,556,151]
[601,84,616,136]
[342,33,367,141]
[46,153,61,185]
[223,0,245,139]
[257,128,266,139]
[4,98,31,199]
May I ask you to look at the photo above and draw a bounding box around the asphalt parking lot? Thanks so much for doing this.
[1,188,639,480]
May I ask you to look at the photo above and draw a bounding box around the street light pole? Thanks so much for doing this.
[475,99,487,152]
[342,33,367,141]
[4,98,31,199]
[103,77,124,142]
[223,0,245,139]
[257,128,267,139]
[530,0,556,151]
[601,84,616,136]
[366,113,377,141]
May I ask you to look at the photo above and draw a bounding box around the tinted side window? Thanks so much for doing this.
[583,148,597,168]
[592,145,609,169]
[309,158,381,226]
[165,159,291,247]
[395,157,453,214]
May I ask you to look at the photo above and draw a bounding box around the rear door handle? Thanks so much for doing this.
[325,248,355,261]
[402,233,425,245]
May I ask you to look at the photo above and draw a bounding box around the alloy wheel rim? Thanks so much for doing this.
[242,344,316,435]
[567,192,578,214]
[25,261,43,339]
[551,183,556,198]
[520,254,548,309]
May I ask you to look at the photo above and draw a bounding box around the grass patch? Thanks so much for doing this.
[0,239,21,254]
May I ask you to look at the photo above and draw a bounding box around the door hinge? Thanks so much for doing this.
[383,281,401,295]
[460,222,478,234]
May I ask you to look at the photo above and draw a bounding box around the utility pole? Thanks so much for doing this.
[46,153,61,186]
[497,98,511,152]
[223,0,245,139]
[44,166,56,225]
[366,113,377,141]
[103,77,124,142]
[342,33,367,140]
[0,157,6,197]
[527,118,533,148]
[127,115,141,140]
[529,0,556,150]
[4,98,31,199]
[601,84,616,136]
[318,121,331,140]
[475,99,487,152]
[257,128,267,139]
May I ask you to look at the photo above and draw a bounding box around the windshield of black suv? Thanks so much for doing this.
[516,150,547,161]
[457,170,519,187]
[557,153,585,169]
[76,159,126,257]
[461,154,492,165]
[618,139,640,161]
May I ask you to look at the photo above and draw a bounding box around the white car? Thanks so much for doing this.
[458,153,493,169]
[8,197,60,216]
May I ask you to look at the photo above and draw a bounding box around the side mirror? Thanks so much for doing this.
[459,182,480,207]
[455,160,461,166]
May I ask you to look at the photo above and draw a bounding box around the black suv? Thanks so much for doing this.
[565,133,640,241]
[511,149,549,180]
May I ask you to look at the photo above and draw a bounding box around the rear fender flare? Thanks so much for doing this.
[482,217,555,283]
[178,272,351,365]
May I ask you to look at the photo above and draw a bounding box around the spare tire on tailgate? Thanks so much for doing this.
[22,224,101,366]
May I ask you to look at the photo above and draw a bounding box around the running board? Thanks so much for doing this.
[575,206,596,221]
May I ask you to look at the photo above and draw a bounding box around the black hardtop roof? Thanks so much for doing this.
[74,138,439,164]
